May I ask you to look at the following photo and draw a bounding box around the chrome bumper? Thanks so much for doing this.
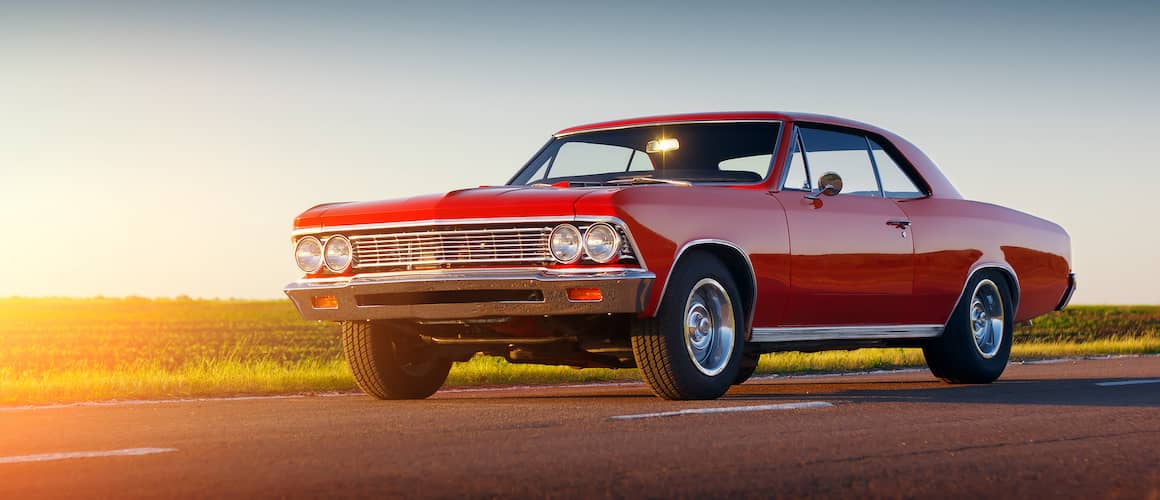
[284,268,655,322]
[1056,272,1077,311]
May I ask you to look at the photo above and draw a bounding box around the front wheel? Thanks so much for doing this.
[631,252,745,400]
[923,272,1014,384]
[342,321,452,400]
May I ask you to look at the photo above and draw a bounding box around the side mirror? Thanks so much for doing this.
[805,172,843,200]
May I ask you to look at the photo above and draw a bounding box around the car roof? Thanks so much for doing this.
[553,111,881,137]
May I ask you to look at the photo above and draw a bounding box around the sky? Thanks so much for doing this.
[1,1,1157,303]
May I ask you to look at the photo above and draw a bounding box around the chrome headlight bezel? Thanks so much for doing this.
[583,223,622,264]
[549,224,583,264]
[322,235,353,273]
[294,236,323,273]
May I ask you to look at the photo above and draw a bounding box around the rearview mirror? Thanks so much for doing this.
[805,172,843,200]
[645,138,680,153]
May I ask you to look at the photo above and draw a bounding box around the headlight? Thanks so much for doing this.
[549,224,582,263]
[323,235,353,273]
[294,236,323,273]
[583,223,622,263]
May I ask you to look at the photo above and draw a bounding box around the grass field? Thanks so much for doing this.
[1,298,1157,405]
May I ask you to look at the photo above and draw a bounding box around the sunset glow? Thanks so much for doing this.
[2,2,1158,304]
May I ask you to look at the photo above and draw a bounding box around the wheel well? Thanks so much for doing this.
[994,268,1020,313]
[965,265,1021,316]
[671,243,757,333]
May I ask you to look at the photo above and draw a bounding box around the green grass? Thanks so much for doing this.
[1,298,1157,405]
[0,359,353,406]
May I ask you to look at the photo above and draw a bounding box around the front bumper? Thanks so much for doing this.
[284,268,655,322]
[1055,272,1077,311]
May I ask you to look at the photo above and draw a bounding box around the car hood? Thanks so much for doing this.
[295,186,622,230]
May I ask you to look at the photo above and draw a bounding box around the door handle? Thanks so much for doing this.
[886,219,911,229]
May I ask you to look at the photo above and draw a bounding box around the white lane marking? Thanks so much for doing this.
[1017,358,1071,365]
[0,448,177,465]
[1095,378,1160,387]
[610,401,833,420]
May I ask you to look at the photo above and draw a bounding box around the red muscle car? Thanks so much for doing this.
[285,112,1075,400]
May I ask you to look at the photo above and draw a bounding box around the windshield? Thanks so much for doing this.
[508,121,782,186]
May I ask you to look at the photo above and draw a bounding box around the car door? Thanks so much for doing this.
[771,126,915,326]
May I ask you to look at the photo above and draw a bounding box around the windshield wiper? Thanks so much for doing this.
[606,176,692,187]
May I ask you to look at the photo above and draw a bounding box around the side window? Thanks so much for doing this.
[781,132,809,191]
[546,142,636,180]
[719,154,772,177]
[799,127,880,197]
[870,139,924,199]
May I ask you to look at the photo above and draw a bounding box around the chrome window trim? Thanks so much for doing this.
[750,324,944,343]
[764,121,785,185]
[776,126,811,192]
[553,119,783,138]
[655,238,758,335]
[292,216,648,271]
[866,136,925,200]
[864,134,887,198]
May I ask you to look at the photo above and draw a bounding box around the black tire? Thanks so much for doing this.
[341,321,452,400]
[631,251,745,400]
[733,351,761,385]
[923,271,1015,384]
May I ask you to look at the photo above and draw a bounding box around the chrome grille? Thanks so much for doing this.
[350,227,553,270]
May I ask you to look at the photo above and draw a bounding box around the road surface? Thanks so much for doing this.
[2,356,1158,499]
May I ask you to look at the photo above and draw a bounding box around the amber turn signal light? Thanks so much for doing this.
[567,288,603,302]
[311,295,339,309]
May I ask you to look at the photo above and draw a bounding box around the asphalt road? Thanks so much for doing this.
[2,357,1158,499]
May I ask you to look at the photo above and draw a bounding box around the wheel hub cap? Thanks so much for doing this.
[683,278,736,376]
[969,279,1005,359]
[687,306,714,350]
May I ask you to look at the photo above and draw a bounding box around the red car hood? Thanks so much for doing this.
[295,186,619,229]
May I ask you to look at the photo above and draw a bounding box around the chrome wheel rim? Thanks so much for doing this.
[683,278,735,376]
[969,279,1005,359]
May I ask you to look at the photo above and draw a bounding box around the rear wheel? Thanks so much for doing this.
[341,321,452,400]
[923,271,1014,384]
[631,252,744,400]
[733,351,761,385]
